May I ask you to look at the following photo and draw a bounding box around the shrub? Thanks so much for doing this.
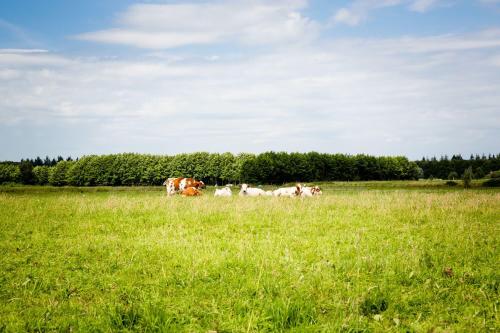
[445,180,458,186]
[483,178,500,187]
[462,167,473,189]
[447,171,458,180]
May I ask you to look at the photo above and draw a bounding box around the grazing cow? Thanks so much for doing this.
[301,185,322,197]
[214,187,232,197]
[163,177,205,196]
[273,184,303,197]
[239,183,266,196]
[181,187,202,197]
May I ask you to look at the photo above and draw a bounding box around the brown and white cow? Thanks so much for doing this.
[181,187,202,197]
[301,185,322,197]
[163,177,205,196]
[272,184,303,197]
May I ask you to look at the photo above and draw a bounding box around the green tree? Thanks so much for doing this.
[49,161,74,186]
[33,166,50,185]
[219,153,237,184]
[237,153,258,184]
[0,163,21,184]
[19,161,34,184]
[415,166,425,179]
[474,167,485,179]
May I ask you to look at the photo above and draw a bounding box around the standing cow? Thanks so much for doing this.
[163,177,205,196]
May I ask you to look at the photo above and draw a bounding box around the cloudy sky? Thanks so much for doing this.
[1,0,499,161]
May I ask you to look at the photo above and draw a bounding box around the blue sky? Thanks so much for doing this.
[1,0,500,160]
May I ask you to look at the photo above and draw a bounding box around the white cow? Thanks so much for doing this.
[214,187,232,197]
[301,185,322,197]
[239,184,266,196]
[273,184,303,197]
[265,190,274,196]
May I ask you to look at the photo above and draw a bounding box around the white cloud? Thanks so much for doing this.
[331,0,402,26]
[331,0,449,26]
[0,49,73,66]
[1,28,500,159]
[332,8,364,26]
[347,29,500,53]
[0,49,48,54]
[409,0,441,12]
[76,0,319,49]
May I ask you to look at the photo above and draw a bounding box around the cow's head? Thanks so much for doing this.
[312,186,322,195]
[240,183,248,193]
[197,180,205,189]
[162,179,168,186]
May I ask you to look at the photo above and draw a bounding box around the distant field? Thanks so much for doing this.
[0,183,498,332]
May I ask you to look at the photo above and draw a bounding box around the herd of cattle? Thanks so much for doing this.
[162,177,323,197]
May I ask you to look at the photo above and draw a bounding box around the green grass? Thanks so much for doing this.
[0,183,498,332]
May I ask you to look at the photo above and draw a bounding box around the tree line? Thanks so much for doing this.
[0,152,498,186]
[416,154,500,180]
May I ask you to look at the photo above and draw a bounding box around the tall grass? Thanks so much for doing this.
[0,185,498,332]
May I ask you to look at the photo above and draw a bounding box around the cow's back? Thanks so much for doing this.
[182,187,201,196]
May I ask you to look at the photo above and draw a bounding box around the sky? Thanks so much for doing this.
[1,0,499,161]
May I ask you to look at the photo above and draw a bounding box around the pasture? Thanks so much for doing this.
[0,182,498,332]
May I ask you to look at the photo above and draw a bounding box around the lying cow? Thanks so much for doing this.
[239,183,266,196]
[181,187,202,197]
[273,184,303,197]
[214,187,232,197]
[163,177,205,196]
[301,185,322,197]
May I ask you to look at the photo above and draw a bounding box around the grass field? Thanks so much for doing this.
[0,183,498,332]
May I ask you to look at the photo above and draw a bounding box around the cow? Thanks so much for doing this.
[181,187,202,197]
[265,190,274,196]
[239,183,266,196]
[273,184,303,197]
[301,185,322,197]
[214,187,232,197]
[163,177,205,196]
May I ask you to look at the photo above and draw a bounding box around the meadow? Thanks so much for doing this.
[0,182,498,332]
